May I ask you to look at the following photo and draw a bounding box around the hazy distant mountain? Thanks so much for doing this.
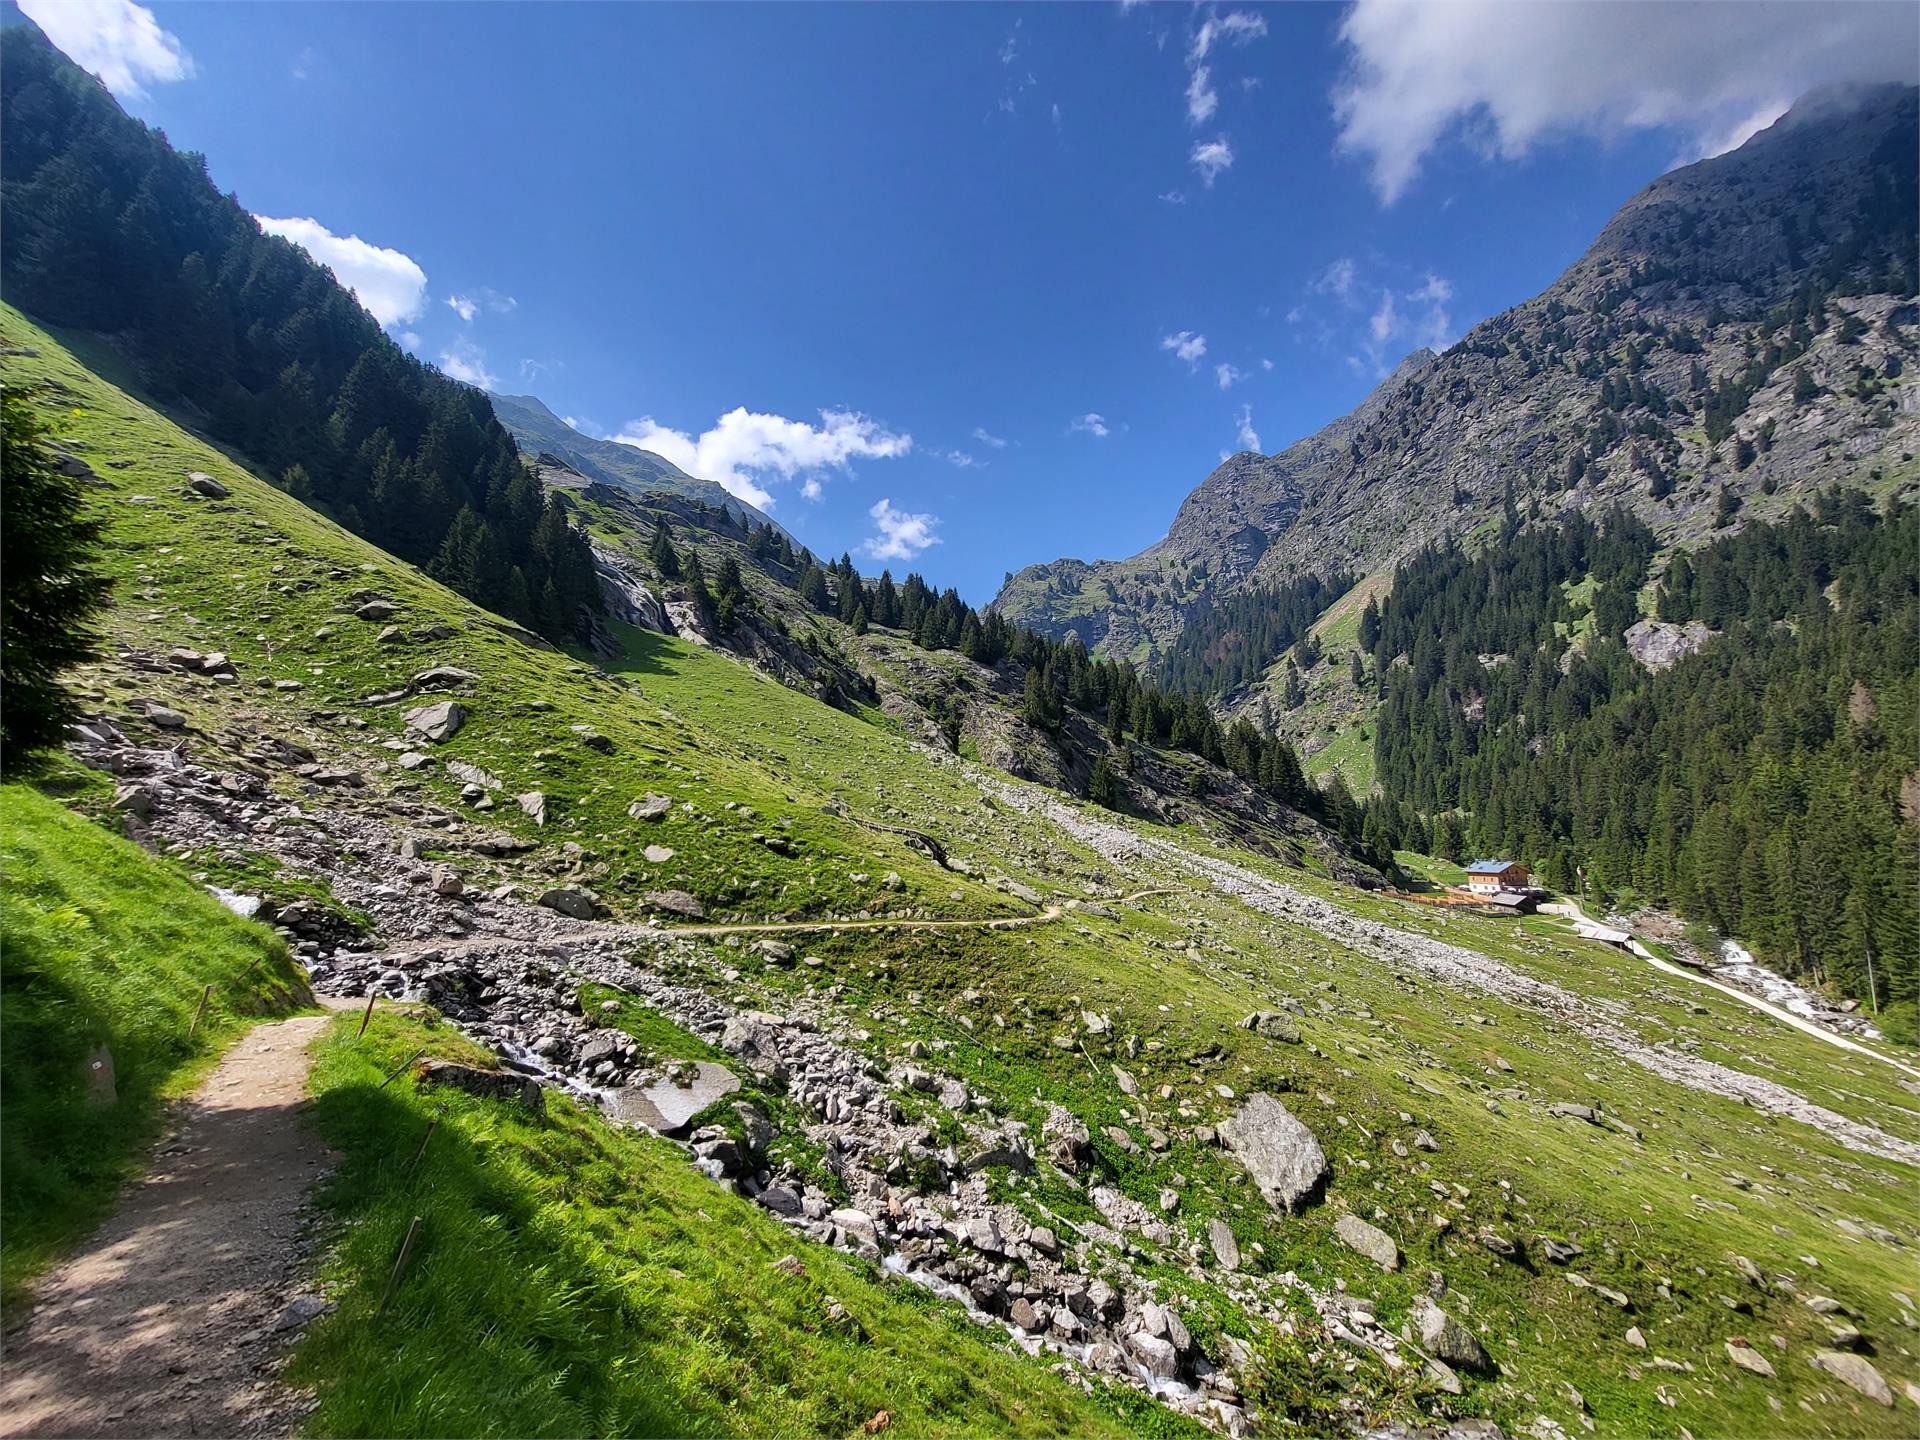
[488,391,788,538]
[994,84,1920,663]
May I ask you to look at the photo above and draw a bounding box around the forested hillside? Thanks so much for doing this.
[1364,492,1917,1017]
[0,22,598,639]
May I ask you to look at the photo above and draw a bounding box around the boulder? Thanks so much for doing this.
[608,1061,740,1135]
[1219,1093,1328,1210]
[646,889,705,919]
[1125,1331,1179,1380]
[629,793,673,820]
[356,599,399,622]
[419,1060,544,1112]
[1238,1010,1302,1043]
[404,700,466,742]
[410,665,478,692]
[1810,1350,1892,1405]
[538,887,596,920]
[1412,1297,1491,1372]
[757,939,797,966]
[1042,1105,1093,1171]
[1208,1217,1242,1271]
[146,705,186,730]
[1725,1341,1775,1379]
[643,845,675,864]
[186,471,230,499]
[1335,1213,1401,1271]
[517,791,548,825]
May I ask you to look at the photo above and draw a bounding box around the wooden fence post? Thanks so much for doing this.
[357,992,377,1038]
[377,1047,427,1090]
[186,984,213,1042]
[405,1119,438,1179]
[375,1215,424,1318]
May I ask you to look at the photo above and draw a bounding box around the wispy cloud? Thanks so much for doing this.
[1215,362,1244,390]
[290,46,316,81]
[20,0,193,99]
[971,427,1008,449]
[445,288,516,323]
[863,498,941,561]
[1070,413,1111,439]
[1160,330,1208,368]
[1190,135,1234,186]
[437,336,499,390]
[611,407,912,511]
[947,450,983,469]
[255,215,427,328]
[1235,403,1261,451]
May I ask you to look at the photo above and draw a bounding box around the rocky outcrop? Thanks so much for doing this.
[1217,1093,1327,1211]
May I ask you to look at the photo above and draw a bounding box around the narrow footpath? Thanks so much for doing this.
[0,1011,341,1439]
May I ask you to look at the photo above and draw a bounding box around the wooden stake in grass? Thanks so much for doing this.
[405,1119,438,1179]
[357,992,377,1039]
[186,984,213,1043]
[377,1047,427,1090]
[375,1215,423,1318]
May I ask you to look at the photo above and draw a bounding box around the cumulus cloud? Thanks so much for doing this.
[256,215,428,328]
[20,0,193,99]
[1333,0,1920,203]
[1235,404,1261,451]
[1215,362,1243,390]
[971,427,1008,449]
[1070,413,1111,439]
[1190,136,1234,186]
[437,336,498,390]
[1161,330,1208,367]
[863,498,941,562]
[611,407,912,511]
[801,477,823,502]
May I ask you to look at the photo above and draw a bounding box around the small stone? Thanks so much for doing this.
[643,845,675,864]
[517,791,548,825]
[403,700,466,742]
[1334,1213,1400,1271]
[1726,1341,1775,1379]
[628,793,673,820]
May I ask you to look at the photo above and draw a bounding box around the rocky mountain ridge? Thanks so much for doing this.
[993,85,1920,666]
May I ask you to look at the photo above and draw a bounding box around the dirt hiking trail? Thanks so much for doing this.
[1,1009,343,1439]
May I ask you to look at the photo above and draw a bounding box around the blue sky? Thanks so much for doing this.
[31,1,1918,602]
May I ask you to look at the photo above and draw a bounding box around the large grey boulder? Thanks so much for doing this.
[1218,1093,1328,1210]
[1208,1217,1241,1271]
[187,471,230,499]
[419,1060,544,1112]
[608,1061,740,1135]
[1238,1010,1302,1043]
[537,887,596,920]
[1335,1213,1401,1271]
[628,793,673,820]
[1810,1350,1892,1405]
[1412,1296,1491,1372]
[404,700,466,742]
[645,888,705,918]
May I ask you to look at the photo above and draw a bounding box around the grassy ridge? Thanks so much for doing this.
[0,783,310,1311]
[290,1009,1186,1439]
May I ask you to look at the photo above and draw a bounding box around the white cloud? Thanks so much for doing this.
[610,407,912,512]
[399,331,422,352]
[971,427,1008,449]
[1190,11,1268,64]
[947,450,983,469]
[290,46,316,81]
[1159,189,1189,206]
[863,498,941,562]
[1368,291,1398,344]
[1215,362,1243,390]
[1190,136,1234,186]
[1070,413,1111,439]
[1314,257,1357,301]
[1160,330,1208,367]
[437,336,498,390]
[256,215,428,328]
[562,414,606,439]
[1260,357,1274,371]
[446,289,516,323]
[1186,65,1219,126]
[1235,403,1261,451]
[801,477,823,502]
[20,0,192,99]
[1332,0,1920,203]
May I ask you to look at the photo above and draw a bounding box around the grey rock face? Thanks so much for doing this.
[1334,1213,1400,1271]
[404,700,466,742]
[419,1060,545,1112]
[608,1062,740,1135]
[1218,1092,1327,1210]
[1412,1296,1491,1372]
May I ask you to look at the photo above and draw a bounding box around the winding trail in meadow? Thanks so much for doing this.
[0,1009,345,1439]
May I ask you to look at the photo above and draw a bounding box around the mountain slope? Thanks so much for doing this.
[994,85,1920,665]
[8,293,1920,1439]
[487,390,789,538]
